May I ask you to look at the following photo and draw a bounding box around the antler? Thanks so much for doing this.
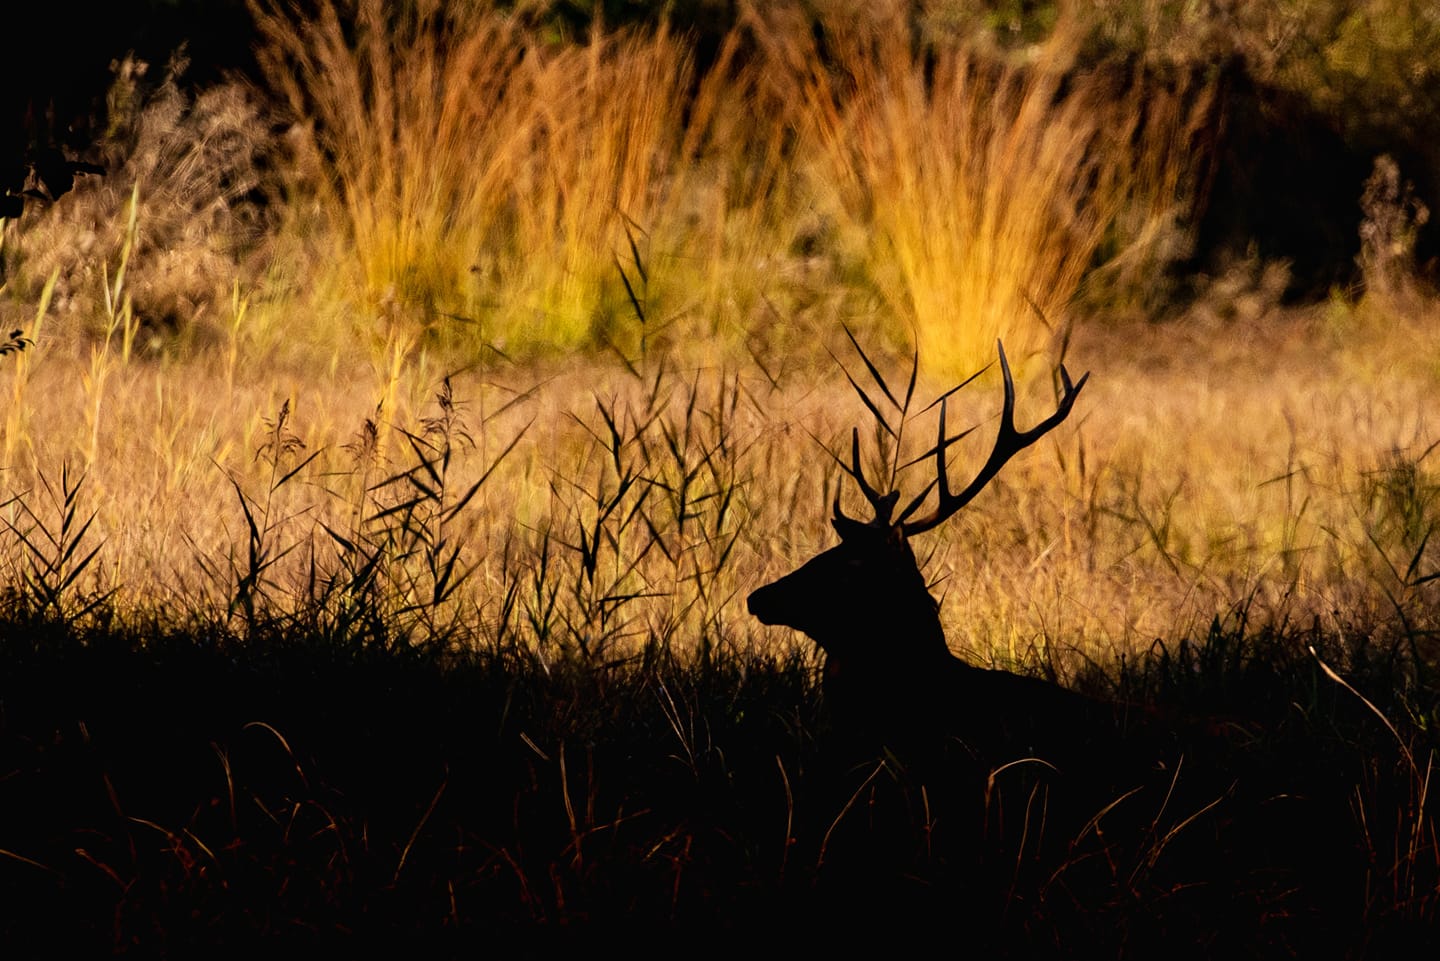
[898,342,1088,536]
[833,426,899,526]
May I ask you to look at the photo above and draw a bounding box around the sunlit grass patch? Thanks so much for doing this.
[749,1,1214,377]
[0,282,1434,685]
[253,0,745,359]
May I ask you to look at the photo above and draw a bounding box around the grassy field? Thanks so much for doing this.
[1,0,1438,954]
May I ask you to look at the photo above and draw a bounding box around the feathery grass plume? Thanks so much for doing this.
[253,0,704,356]
[252,0,531,338]
[508,19,694,351]
[1076,62,1217,318]
[749,0,1211,376]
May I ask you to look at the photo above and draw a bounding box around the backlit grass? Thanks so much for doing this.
[0,0,1438,952]
[0,292,1437,678]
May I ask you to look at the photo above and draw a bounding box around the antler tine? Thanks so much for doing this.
[901,341,1088,537]
[834,426,899,525]
[894,391,952,526]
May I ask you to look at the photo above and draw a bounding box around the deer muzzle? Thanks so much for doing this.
[745,583,785,625]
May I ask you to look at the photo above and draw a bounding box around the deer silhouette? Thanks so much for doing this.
[747,342,1308,947]
[748,342,1139,770]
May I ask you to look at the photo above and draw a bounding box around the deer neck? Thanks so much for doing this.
[828,578,957,689]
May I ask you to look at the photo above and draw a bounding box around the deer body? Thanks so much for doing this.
[748,343,1126,769]
[744,344,1334,960]
[748,515,1123,767]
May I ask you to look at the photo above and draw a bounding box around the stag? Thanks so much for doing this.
[748,341,1132,769]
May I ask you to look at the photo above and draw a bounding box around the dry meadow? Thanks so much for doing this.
[2,0,1438,951]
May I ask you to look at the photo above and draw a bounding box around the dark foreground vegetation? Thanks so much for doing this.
[1,605,1436,956]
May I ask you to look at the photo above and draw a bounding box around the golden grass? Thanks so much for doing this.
[252,0,725,356]
[749,1,1213,376]
[0,284,1437,680]
[0,0,1436,679]
[237,0,1218,371]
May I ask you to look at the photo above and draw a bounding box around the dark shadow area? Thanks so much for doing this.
[0,609,1433,957]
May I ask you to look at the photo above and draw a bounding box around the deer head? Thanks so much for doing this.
[747,342,1088,704]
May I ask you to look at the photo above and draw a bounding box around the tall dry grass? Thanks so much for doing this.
[246,0,1218,371]
[1,0,1437,681]
[750,1,1214,376]
[0,291,1437,688]
[253,0,723,357]
[253,0,531,337]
